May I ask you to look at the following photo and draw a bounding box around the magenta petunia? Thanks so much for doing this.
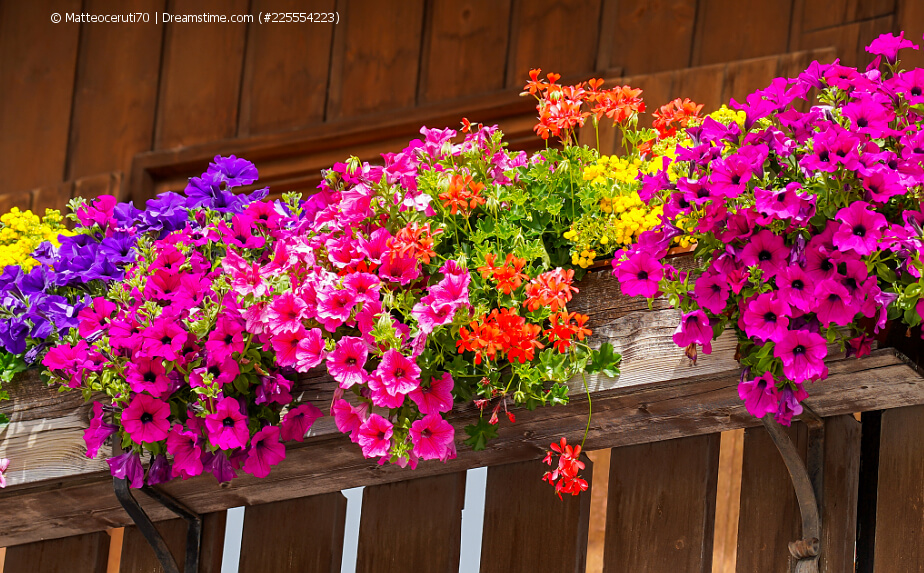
[332,399,367,442]
[777,265,815,313]
[205,397,250,451]
[692,272,730,314]
[190,354,240,389]
[342,272,381,305]
[774,329,828,381]
[121,394,171,444]
[367,371,407,409]
[0,458,7,488]
[107,451,144,489]
[326,336,368,389]
[167,424,203,479]
[814,279,858,326]
[147,455,172,486]
[272,326,307,368]
[742,293,790,342]
[775,384,809,426]
[412,300,456,334]
[833,202,887,256]
[266,291,308,335]
[739,229,789,278]
[205,316,246,362]
[126,357,171,397]
[614,252,663,298]
[316,285,358,332]
[378,254,420,285]
[866,31,919,64]
[738,372,780,418]
[409,372,454,414]
[84,402,118,459]
[242,426,286,478]
[77,297,117,337]
[375,349,421,396]
[140,318,187,361]
[295,327,328,372]
[673,310,714,354]
[357,414,393,458]
[281,403,324,442]
[255,373,293,406]
[409,414,456,461]
[202,450,237,483]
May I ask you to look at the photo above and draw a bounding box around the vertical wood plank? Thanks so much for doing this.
[505,0,603,88]
[820,415,861,573]
[600,0,697,76]
[4,531,110,573]
[602,434,719,573]
[418,0,512,103]
[675,63,726,113]
[712,429,744,573]
[873,405,924,572]
[238,493,347,573]
[721,56,780,106]
[120,512,225,573]
[238,0,336,136]
[32,182,74,215]
[66,0,164,181]
[481,458,592,573]
[0,0,81,194]
[0,192,35,215]
[691,0,794,66]
[325,0,426,119]
[355,472,465,573]
[154,0,249,149]
[585,449,611,573]
[735,423,807,573]
[897,0,924,70]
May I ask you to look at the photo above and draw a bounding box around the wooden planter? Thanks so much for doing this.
[0,267,922,547]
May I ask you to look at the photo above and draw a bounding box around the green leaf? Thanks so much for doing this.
[587,343,622,378]
[463,417,498,451]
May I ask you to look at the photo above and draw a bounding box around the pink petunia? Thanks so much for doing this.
[77,297,117,337]
[316,285,358,332]
[775,384,809,426]
[814,279,858,326]
[332,399,367,442]
[409,414,456,461]
[357,414,393,458]
[205,316,246,362]
[126,357,171,397]
[326,337,368,389]
[242,426,286,478]
[833,202,887,256]
[84,402,118,459]
[614,252,664,298]
[738,372,780,418]
[777,266,815,313]
[375,349,421,396]
[409,372,454,414]
[739,229,789,279]
[343,272,381,305]
[272,326,308,368]
[294,328,328,372]
[107,451,144,488]
[140,318,188,361]
[774,329,828,381]
[0,457,8,488]
[190,354,240,389]
[412,300,456,334]
[281,403,324,442]
[255,373,293,406]
[692,272,730,314]
[266,292,308,335]
[742,293,790,342]
[167,424,203,479]
[673,310,713,354]
[121,394,171,444]
[205,397,250,451]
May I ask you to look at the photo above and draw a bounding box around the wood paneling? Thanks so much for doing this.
[599,0,697,75]
[602,434,719,573]
[505,0,603,87]
[355,473,465,573]
[820,415,861,573]
[712,430,744,573]
[418,0,512,103]
[154,0,249,149]
[873,405,924,572]
[238,494,346,573]
[0,0,81,194]
[119,513,225,573]
[585,449,611,573]
[691,0,795,66]
[4,531,109,573]
[481,459,593,573]
[897,0,924,69]
[326,0,426,119]
[238,0,336,136]
[66,0,164,182]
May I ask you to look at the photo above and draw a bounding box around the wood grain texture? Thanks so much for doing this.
[66,0,164,181]
[735,423,808,573]
[32,182,74,215]
[819,415,861,573]
[0,0,81,194]
[712,429,744,573]
[691,0,795,66]
[418,0,512,103]
[481,458,593,573]
[326,0,426,119]
[873,405,924,572]
[505,0,603,88]
[0,346,920,548]
[154,0,248,149]
[897,0,924,70]
[585,449,611,573]
[602,434,719,573]
[599,0,697,75]
[237,494,346,573]
[238,0,336,136]
[120,512,225,573]
[4,531,109,573]
[355,472,465,573]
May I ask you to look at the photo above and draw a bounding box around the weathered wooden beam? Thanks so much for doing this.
[0,348,920,548]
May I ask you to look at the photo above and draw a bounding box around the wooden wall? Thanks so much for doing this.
[0,0,918,214]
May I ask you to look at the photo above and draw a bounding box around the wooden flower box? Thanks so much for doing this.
[0,265,922,547]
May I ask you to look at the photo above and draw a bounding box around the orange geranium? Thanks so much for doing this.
[438,174,487,215]
[652,97,703,138]
[592,85,645,124]
[457,308,544,364]
[524,268,579,312]
[387,221,441,264]
[478,253,528,294]
[544,311,591,353]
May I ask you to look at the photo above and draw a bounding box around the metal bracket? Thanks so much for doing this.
[113,477,202,573]
[761,411,825,573]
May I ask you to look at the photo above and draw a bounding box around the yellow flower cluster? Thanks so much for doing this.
[708,104,747,128]
[582,155,642,187]
[565,192,664,267]
[0,208,69,270]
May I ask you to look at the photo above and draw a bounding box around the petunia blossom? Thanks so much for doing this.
[375,349,421,396]
[738,372,780,418]
[167,424,203,479]
[84,402,118,458]
[673,310,714,354]
[357,414,393,458]
[281,403,324,442]
[326,337,368,389]
[774,329,828,381]
[121,394,171,444]
[242,426,286,478]
[107,451,144,489]
[614,252,664,298]
[833,202,887,256]
[742,293,790,342]
[205,397,250,451]
[409,414,456,461]
[408,372,454,414]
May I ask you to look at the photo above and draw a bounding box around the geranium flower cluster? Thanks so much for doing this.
[613,32,924,425]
